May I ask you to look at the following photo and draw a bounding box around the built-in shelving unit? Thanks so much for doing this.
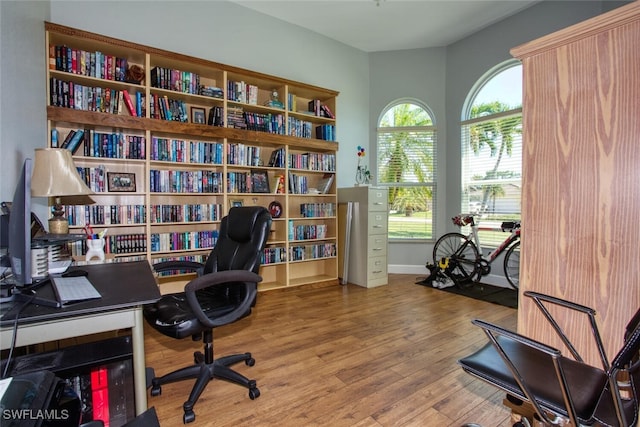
[45,22,339,292]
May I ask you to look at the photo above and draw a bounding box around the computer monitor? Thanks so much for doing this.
[8,158,33,286]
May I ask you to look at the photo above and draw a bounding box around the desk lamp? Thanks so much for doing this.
[31,148,94,234]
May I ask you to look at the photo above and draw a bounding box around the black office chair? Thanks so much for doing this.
[143,206,272,424]
[458,291,640,427]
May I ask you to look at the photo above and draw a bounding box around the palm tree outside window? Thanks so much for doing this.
[461,61,522,246]
[377,101,437,240]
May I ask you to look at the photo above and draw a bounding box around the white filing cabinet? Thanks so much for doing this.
[338,186,388,287]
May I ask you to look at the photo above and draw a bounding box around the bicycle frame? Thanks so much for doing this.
[470,224,520,263]
[455,215,520,265]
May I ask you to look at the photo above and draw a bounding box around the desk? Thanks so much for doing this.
[0,261,161,416]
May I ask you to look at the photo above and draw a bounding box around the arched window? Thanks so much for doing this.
[377,100,437,240]
[461,61,522,246]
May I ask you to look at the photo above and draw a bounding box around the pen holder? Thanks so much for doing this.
[86,237,106,261]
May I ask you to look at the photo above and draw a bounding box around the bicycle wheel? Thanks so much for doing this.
[504,241,520,290]
[433,233,481,288]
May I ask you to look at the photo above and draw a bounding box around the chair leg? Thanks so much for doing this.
[150,364,202,392]
[148,332,260,424]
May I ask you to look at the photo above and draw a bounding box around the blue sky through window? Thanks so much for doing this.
[473,65,522,109]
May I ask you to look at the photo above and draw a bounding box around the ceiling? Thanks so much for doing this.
[230,0,542,52]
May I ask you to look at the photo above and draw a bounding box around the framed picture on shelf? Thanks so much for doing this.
[191,107,206,124]
[230,199,244,208]
[107,172,136,192]
[251,170,270,193]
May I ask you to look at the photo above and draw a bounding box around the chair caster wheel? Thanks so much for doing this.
[249,387,260,400]
[183,410,195,424]
[150,385,162,397]
[246,357,255,366]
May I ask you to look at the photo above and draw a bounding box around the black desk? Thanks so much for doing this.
[0,261,161,415]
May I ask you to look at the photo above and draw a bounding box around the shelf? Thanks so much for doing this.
[46,22,340,292]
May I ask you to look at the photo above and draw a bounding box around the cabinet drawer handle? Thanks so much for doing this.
[373,225,382,229]
[372,248,382,251]
[372,270,383,274]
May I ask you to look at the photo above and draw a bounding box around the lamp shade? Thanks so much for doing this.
[31,148,94,197]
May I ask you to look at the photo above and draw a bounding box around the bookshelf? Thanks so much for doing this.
[45,22,339,292]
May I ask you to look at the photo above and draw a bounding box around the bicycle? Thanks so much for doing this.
[432,214,521,289]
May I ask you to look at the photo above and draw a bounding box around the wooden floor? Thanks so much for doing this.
[144,274,517,426]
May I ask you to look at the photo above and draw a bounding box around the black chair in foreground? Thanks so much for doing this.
[458,291,640,427]
[143,206,272,424]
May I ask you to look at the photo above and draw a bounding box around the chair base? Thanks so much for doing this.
[149,351,260,424]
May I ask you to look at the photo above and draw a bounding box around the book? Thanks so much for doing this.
[61,130,77,149]
[321,104,335,119]
[51,129,59,148]
[316,173,334,194]
[122,90,137,116]
[66,129,85,154]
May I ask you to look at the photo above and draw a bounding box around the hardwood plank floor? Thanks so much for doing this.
[144,274,517,426]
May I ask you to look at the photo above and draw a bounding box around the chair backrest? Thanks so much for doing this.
[203,206,272,275]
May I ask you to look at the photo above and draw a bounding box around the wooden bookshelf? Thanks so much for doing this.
[45,22,339,292]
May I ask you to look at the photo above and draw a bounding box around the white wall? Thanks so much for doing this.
[0,1,50,219]
[0,0,369,205]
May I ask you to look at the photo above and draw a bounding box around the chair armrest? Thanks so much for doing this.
[152,260,205,276]
[524,291,608,370]
[472,319,561,357]
[184,270,262,328]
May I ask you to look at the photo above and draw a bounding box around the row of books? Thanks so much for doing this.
[200,86,224,99]
[50,44,129,82]
[307,99,335,118]
[227,107,247,129]
[150,138,223,164]
[227,143,263,166]
[288,172,308,194]
[289,224,328,241]
[208,106,225,127]
[57,128,146,159]
[150,66,201,94]
[77,165,106,192]
[150,230,219,253]
[89,131,145,159]
[149,94,188,122]
[228,80,259,104]
[315,124,336,141]
[227,171,256,194]
[53,128,85,154]
[49,77,143,116]
[299,203,336,218]
[288,243,337,261]
[288,117,314,139]
[243,112,286,134]
[288,152,336,171]
[268,148,286,168]
[149,169,223,193]
[65,204,146,226]
[262,247,287,265]
[149,203,223,223]
[103,234,148,254]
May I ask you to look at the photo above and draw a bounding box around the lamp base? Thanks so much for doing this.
[49,217,69,234]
